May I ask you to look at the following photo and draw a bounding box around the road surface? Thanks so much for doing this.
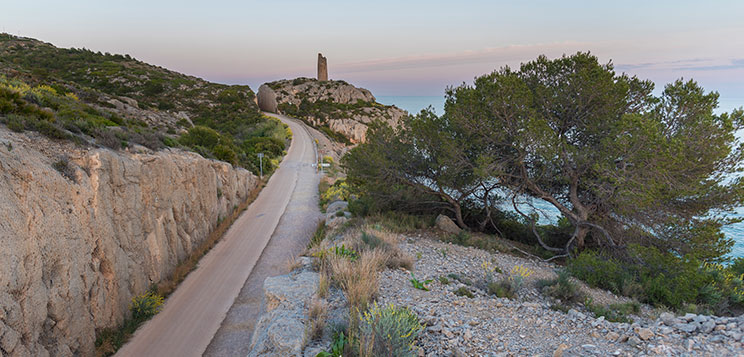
[204,114,324,355]
[117,113,320,357]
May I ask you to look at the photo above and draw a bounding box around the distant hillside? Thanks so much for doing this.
[0,33,288,175]
[258,77,406,144]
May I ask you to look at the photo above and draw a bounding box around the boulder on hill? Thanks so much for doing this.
[436,214,462,234]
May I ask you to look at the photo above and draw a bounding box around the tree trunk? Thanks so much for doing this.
[576,225,588,250]
[453,200,467,230]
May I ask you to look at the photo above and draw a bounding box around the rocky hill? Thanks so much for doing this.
[0,33,289,175]
[0,34,278,355]
[257,78,406,144]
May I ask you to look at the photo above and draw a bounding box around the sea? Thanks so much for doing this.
[377,95,744,259]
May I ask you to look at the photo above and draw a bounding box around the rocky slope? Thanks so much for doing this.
[257,78,406,143]
[0,127,258,356]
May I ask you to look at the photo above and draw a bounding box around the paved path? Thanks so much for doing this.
[204,114,324,356]
[116,114,319,357]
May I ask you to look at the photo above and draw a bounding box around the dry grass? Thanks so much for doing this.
[286,254,302,272]
[318,272,330,298]
[330,248,385,312]
[307,298,328,341]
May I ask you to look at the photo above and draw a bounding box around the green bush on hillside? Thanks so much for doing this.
[568,246,744,314]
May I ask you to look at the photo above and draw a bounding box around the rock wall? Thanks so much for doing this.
[0,128,258,356]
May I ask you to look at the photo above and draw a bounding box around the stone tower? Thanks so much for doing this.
[317,53,328,81]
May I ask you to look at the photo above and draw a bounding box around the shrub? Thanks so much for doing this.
[330,249,383,312]
[585,299,640,323]
[5,114,25,132]
[569,246,744,314]
[358,303,423,357]
[487,279,515,299]
[538,270,584,304]
[316,332,347,357]
[52,156,77,183]
[410,273,432,291]
[567,250,629,295]
[454,286,475,298]
[129,291,164,320]
[307,298,327,341]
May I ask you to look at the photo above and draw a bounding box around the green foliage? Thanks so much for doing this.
[344,51,743,264]
[487,279,515,299]
[567,250,630,295]
[315,331,346,357]
[439,276,450,285]
[320,179,351,208]
[358,303,423,357]
[0,35,286,175]
[585,299,640,323]
[538,270,584,304]
[409,273,433,291]
[309,221,327,249]
[730,257,744,276]
[95,290,165,355]
[129,291,164,320]
[568,247,744,314]
[454,286,474,298]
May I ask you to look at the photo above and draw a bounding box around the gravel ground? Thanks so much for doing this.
[374,232,744,356]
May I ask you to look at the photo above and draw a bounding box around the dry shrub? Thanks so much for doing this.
[286,254,302,272]
[307,298,328,341]
[318,272,330,298]
[330,249,385,312]
[356,226,413,270]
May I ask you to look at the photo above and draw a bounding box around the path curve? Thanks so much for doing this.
[117,114,318,357]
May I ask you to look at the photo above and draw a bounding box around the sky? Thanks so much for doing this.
[2,0,744,111]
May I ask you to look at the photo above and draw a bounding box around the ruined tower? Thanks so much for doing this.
[317,53,328,81]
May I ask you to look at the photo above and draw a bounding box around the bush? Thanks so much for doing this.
[358,303,423,357]
[129,291,164,320]
[568,246,744,314]
[52,156,77,183]
[538,270,584,304]
[567,250,629,295]
[5,114,25,132]
[454,286,475,298]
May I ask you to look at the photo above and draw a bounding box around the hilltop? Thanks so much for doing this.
[0,33,289,175]
[257,78,406,144]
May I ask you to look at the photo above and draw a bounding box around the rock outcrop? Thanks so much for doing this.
[0,127,258,356]
[248,267,319,357]
[260,78,406,143]
[317,53,328,81]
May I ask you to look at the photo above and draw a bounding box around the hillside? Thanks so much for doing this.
[257,77,406,144]
[0,33,289,175]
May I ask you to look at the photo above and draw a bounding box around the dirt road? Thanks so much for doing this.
[117,114,319,357]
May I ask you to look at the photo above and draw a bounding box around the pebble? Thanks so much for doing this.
[368,232,744,356]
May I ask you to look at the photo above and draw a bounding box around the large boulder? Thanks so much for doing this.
[257,84,278,113]
[248,271,319,357]
[436,214,461,234]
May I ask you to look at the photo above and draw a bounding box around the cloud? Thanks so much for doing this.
[616,58,744,72]
[332,42,593,74]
